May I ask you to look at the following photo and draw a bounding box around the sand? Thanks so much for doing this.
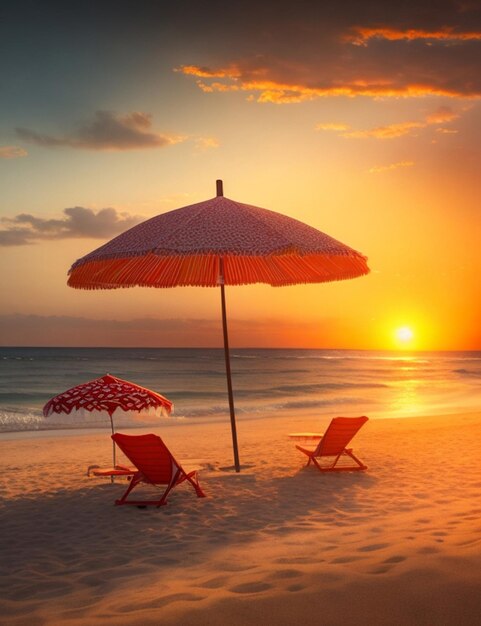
[1,411,481,625]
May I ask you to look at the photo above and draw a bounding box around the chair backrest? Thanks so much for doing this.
[112,433,179,484]
[315,416,368,457]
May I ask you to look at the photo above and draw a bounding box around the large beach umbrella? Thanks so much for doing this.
[43,374,173,466]
[67,181,369,472]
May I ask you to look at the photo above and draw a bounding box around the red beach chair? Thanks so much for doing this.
[111,433,206,506]
[295,416,368,472]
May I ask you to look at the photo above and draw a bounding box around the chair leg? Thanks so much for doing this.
[344,449,367,470]
[295,445,314,467]
[115,472,173,507]
[115,473,143,504]
[185,471,207,498]
[154,483,175,507]
[113,468,206,507]
[310,450,367,472]
[176,470,206,498]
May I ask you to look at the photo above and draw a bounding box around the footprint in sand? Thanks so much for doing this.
[144,555,180,567]
[287,584,305,592]
[269,569,302,580]
[369,566,391,575]
[275,556,324,565]
[455,538,481,547]
[382,555,406,564]
[117,593,204,612]
[417,546,439,554]
[11,582,73,601]
[229,581,272,594]
[413,492,429,500]
[330,555,365,564]
[216,563,256,573]
[198,575,228,589]
[358,543,389,552]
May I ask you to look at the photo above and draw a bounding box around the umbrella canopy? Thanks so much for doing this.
[67,181,369,471]
[68,183,368,289]
[43,374,173,466]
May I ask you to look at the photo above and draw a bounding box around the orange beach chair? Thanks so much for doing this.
[111,432,206,506]
[295,416,368,472]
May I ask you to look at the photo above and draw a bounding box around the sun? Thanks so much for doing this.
[395,326,414,346]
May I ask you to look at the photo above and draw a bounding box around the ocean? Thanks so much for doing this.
[0,347,479,433]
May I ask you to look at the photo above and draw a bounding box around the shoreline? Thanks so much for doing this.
[1,410,481,625]
[1,406,480,441]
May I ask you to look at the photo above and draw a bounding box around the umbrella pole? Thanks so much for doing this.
[109,414,116,483]
[219,261,241,473]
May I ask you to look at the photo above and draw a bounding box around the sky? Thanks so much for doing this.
[0,0,480,350]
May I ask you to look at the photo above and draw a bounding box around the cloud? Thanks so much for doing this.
[315,123,350,132]
[0,313,343,348]
[176,6,481,103]
[368,161,415,174]
[343,121,425,139]
[0,206,143,246]
[316,105,460,140]
[344,27,481,45]
[0,146,28,159]
[16,111,187,151]
[179,66,458,102]
[177,64,242,78]
[178,56,481,101]
[0,314,225,348]
[194,136,220,150]
[425,105,460,124]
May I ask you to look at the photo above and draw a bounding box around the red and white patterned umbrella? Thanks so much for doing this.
[67,181,369,471]
[43,374,173,466]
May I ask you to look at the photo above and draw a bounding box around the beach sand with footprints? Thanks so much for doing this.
[1,411,481,625]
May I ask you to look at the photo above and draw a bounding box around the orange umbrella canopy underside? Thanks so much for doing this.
[68,195,369,289]
[68,251,368,288]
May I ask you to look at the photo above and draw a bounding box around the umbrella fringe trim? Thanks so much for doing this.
[68,253,369,289]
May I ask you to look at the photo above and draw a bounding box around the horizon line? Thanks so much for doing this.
[1,345,480,353]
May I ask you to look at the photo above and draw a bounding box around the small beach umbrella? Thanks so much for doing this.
[43,374,173,466]
[67,181,369,472]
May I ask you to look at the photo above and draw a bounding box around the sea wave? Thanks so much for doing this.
[0,407,48,432]
[0,406,172,433]
[1,347,480,432]
[452,368,480,377]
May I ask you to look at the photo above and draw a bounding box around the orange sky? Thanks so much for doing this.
[0,1,480,350]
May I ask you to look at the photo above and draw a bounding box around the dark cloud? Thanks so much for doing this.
[16,111,186,151]
[3,2,481,112]
[0,313,334,348]
[0,314,224,347]
[179,37,481,101]
[0,206,143,245]
[173,2,481,102]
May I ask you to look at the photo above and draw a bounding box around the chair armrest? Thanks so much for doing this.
[288,432,323,441]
